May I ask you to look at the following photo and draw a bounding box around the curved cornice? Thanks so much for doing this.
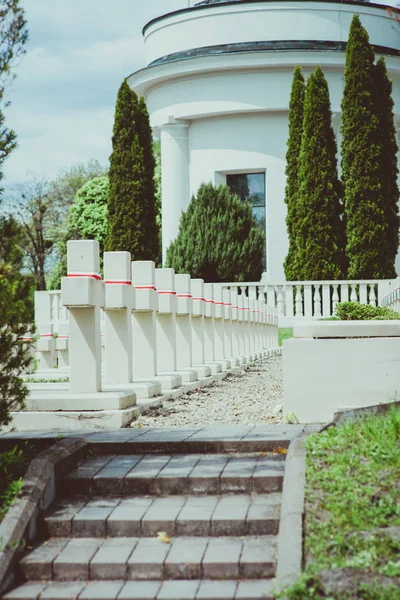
[148,40,400,67]
[142,0,400,36]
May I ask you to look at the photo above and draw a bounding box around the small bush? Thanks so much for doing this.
[335,301,400,321]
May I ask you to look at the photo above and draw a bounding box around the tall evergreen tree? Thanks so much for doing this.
[106,81,158,261]
[166,183,264,282]
[137,97,159,262]
[296,67,345,280]
[341,15,388,279]
[284,67,305,280]
[373,57,400,278]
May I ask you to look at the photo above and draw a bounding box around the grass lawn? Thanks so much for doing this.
[283,407,400,599]
[279,327,293,346]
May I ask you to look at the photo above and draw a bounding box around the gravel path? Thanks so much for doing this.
[132,354,284,428]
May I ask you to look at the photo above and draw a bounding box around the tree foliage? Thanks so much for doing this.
[0,0,28,192]
[0,216,33,427]
[284,67,305,281]
[166,183,264,282]
[373,57,400,278]
[106,80,159,262]
[295,67,345,280]
[341,15,393,279]
[47,177,109,289]
[0,0,29,428]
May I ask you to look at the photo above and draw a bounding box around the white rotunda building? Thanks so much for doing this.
[128,0,400,281]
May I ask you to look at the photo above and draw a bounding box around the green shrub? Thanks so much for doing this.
[335,301,400,321]
[166,183,264,282]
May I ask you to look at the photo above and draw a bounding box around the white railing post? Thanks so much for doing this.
[191,278,205,368]
[131,261,158,380]
[213,284,231,370]
[175,274,195,373]
[155,268,178,374]
[223,288,239,367]
[34,291,56,370]
[61,240,104,393]
[103,251,135,385]
[237,293,249,363]
[231,290,245,364]
[204,283,218,368]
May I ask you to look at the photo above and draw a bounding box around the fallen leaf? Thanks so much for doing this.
[157,531,171,544]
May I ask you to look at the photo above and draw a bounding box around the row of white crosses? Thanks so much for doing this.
[58,240,278,395]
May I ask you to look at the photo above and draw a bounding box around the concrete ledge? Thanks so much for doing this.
[333,399,400,424]
[0,438,87,595]
[25,391,137,411]
[294,320,400,338]
[276,434,307,592]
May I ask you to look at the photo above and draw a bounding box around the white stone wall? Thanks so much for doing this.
[129,1,400,280]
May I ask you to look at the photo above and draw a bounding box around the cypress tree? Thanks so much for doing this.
[341,16,387,279]
[296,67,345,280]
[284,67,305,281]
[137,97,159,262]
[106,81,158,261]
[373,57,399,278]
[166,183,264,282]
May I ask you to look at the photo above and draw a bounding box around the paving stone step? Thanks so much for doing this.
[82,424,302,456]
[44,493,281,538]
[62,454,285,496]
[19,536,277,583]
[2,578,276,599]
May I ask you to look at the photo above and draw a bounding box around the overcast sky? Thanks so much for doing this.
[2,0,396,185]
[2,0,189,185]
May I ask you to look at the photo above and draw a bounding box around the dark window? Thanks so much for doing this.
[226,172,266,228]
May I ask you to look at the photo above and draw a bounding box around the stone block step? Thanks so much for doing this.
[44,493,281,538]
[62,454,284,496]
[19,536,277,582]
[3,578,276,599]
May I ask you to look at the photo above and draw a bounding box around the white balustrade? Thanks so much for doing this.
[223,278,395,326]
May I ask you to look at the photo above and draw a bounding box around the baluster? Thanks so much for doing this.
[369,285,377,307]
[277,286,285,316]
[295,285,303,317]
[313,285,322,318]
[350,284,358,302]
[258,285,265,304]
[359,283,367,305]
[240,286,247,299]
[332,284,339,314]
[285,284,294,317]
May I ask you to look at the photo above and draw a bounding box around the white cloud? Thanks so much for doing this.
[2,0,188,185]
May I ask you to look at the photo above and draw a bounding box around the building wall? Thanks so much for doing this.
[129,1,400,280]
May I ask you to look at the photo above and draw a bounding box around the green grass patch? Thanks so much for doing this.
[279,327,293,346]
[0,444,35,523]
[282,408,400,599]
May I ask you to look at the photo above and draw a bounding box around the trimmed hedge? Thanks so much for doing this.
[335,301,400,320]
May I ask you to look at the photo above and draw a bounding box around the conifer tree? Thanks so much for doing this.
[106,81,158,261]
[373,57,399,278]
[166,183,264,282]
[137,97,159,262]
[295,67,345,280]
[341,16,388,278]
[284,67,305,280]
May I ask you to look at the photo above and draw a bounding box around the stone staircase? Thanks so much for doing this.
[3,427,299,600]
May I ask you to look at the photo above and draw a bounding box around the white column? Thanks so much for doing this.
[131,261,158,379]
[160,121,190,263]
[61,240,104,394]
[103,251,135,384]
[34,291,56,370]
[155,268,177,373]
